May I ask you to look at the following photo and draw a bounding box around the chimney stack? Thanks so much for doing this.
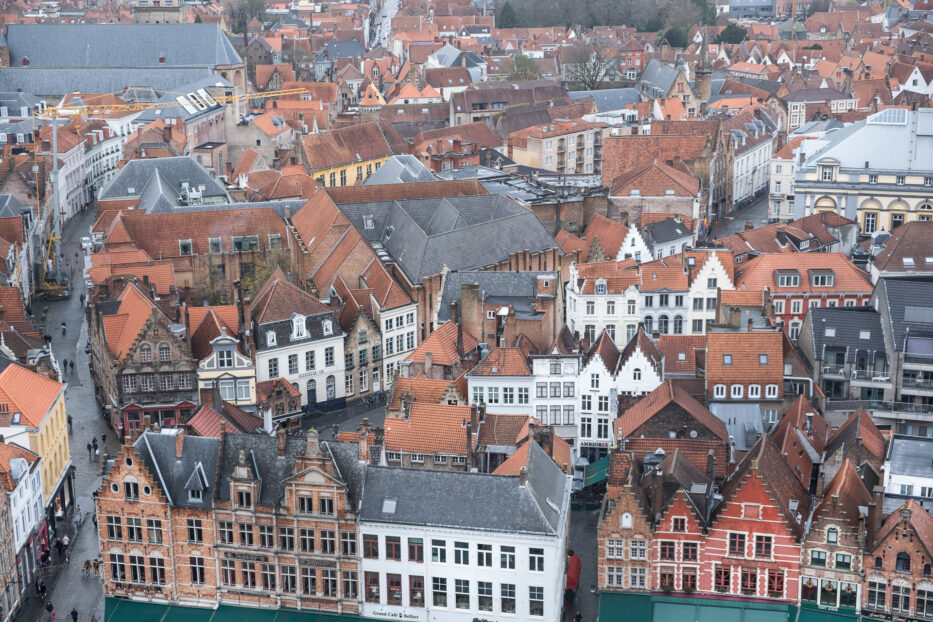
[175,427,185,460]
[424,351,433,376]
[519,465,527,486]
[277,426,287,456]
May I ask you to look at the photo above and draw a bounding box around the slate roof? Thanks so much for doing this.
[359,441,569,535]
[215,432,307,506]
[643,217,693,245]
[637,59,683,98]
[0,68,218,98]
[436,270,557,323]
[337,195,559,284]
[135,431,220,509]
[568,88,640,112]
[806,307,885,363]
[99,156,228,202]
[362,155,436,185]
[877,278,933,351]
[5,24,242,68]
[0,195,27,219]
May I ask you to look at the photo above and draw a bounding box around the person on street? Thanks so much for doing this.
[54,538,63,559]
[101,433,106,445]
[70,360,75,373]
[82,560,90,576]
[62,534,69,548]
[40,581,47,598]
[64,549,70,564]
[67,415,72,432]
[71,608,78,622]
[45,601,53,620]
[74,505,82,527]
[61,322,66,336]
[86,442,92,460]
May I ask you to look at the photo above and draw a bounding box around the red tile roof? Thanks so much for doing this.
[608,159,700,197]
[586,329,621,373]
[469,348,531,376]
[827,407,887,463]
[388,376,457,412]
[408,321,477,367]
[658,335,705,374]
[813,459,872,530]
[250,269,334,325]
[300,122,394,173]
[772,394,829,487]
[582,214,629,261]
[493,435,573,475]
[187,405,241,438]
[706,330,784,391]
[623,437,730,478]
[873,498,933,555]
[735,252,872,294]
[102,282,167,362]
[0,442,38,491]
[383,403,473,454]
[0,363,64,428]
[615,380,728,440]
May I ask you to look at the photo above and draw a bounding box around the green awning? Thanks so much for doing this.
[105,599,170,622]
[797,606,858,622]
[598,591,653,622]
[584,455,610,487]
[212,605,279,622]
[162,605,215,622]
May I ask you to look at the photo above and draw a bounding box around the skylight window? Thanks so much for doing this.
[382,499,397,514]
[859,330,871,339]
[824,328,836,337]
[903,257,915,267]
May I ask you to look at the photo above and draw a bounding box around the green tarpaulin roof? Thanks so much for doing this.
[584,454,610,487]
[105,599,371,622]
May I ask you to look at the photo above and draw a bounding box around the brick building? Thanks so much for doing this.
[97,428,363,612]
[863,499,933,620]
[597,452,653,592]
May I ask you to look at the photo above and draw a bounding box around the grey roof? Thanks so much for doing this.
[335,195,560,284]
[325,440,366,510]
[569,88,640,112]
[799,109,933,174]
[637,59,682,99]
[0,91,41,112]
[0,194,27,218]
[362,155,436,185]
[887,435,933,478]
[710,402,765,451]
[316,41,366,63]
[99,156,229,203]
[782,87,852,103]
[806,307,885,362]
[135,431,220,509]
[643,217,693,246]
[0,68,217,98]
[4,24,242,68]
[135,76,233,124]
[359,441,569,535]
[215,433,307,506]
[878,277,933,351]
[437,270,557,322]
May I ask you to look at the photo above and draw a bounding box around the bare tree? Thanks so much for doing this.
[565,38,615,91]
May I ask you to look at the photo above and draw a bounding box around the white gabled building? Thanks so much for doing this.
[685,249,736,334]
[615,328,664,394]
[576,331,620,462]
[358,442,571,622]
[566,261,641,347]
[360,259,419,391]
[0,443,43,610]
[465,347,534,416]
[529,328,583,444]
[251,270,346,409]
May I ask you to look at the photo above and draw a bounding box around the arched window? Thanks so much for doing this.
[139,344,152,362]
[896,552,911,572]
[924,563,931,576]
[658,315,669,334]
[158,343,170,362]
[307,380,316,404]
[633,368,642,381]
[827,528,838,544]
[643,317,653,333]
[875,556,883,568]
[326,375,336,400]
[621,512,633,529]
[673,316,683,334]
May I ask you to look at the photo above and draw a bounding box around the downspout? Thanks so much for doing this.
[784,375,814,398]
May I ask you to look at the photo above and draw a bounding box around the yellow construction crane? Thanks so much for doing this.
[31,86,307,300]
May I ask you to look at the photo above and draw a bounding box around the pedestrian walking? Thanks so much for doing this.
[71,607,78,622]
[74,505,82,527]
[61,322,66,336]
[91,514,97,528]
[54,538,63,559]
[83,560,90,576]
[86,442,92,460]
[70,360,75,373]
[94,447,99,460]
[101,433,106,445]
[45,601,53,620]
[67,414,72,432]
[62,534,69,548]
[64,549,70,564]
[40,581,47,598]
[91,438,98,453]
[79,293,85,305]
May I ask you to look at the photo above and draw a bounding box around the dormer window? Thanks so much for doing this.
[218,350,233,368]
[189,488,202,502]
[323,320,333,336]
[820,165,835,182]
[777,271,800,287]
[596,280,607,294]
[292,315,307,339]
[812,272,834,287]
[267,331,277,346]
[179,239,193,255]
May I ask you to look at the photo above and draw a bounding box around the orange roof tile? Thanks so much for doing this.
[383,403,473,455]
[657,334,705,374]
[102,282,167,362]
[493,436,573,475]
[469,348,531,376]
[706,330,783,392]
[0,363,64,428]
[388,376,456,412]
[735,252,872,295]
[408,321,477,367]
[582,214,629,260]
[0,442,39,491]
[615,380,728,440]
[187,405,241,438]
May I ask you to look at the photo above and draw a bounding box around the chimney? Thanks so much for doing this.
[868,485,885,541]
[705,449,715,481]
[175,428,185,460]
[212,380,223,414]
[358,425,369,462]
[534,426,554,458]
[277,426,287,456]
[466,420,474,469]
[478,402,486,423]
[470,404,479,430]
[519,465,527,486]
[424,351,433,376]
[747,318,754,332]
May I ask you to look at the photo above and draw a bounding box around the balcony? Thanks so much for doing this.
[850,368,892,385]
[826,399,933,417]
[822,364,846,378]
[904,354,933,369]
